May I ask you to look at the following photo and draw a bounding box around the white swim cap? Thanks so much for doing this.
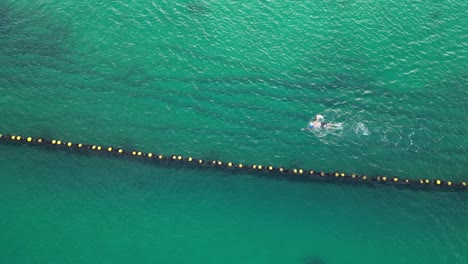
[317,114,324,120]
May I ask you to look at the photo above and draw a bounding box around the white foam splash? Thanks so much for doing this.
[355,122,370,136]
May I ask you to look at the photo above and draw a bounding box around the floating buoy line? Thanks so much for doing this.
[1,134,467,191]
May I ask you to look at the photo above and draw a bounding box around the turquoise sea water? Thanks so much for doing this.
[1,0,467,263]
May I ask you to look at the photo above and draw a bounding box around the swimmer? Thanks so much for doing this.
[307,114,341,130]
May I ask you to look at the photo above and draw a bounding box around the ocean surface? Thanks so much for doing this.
[1,0,467,263]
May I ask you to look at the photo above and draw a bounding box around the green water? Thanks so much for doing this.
[1,0,467,263]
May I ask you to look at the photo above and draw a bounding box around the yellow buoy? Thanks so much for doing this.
[67,142,72,147]
[217,160,221,165]
[310,170,315,175]
[198,159,203,164]
[148,153,153,158]
[11,135,15,140]
[258,165,263,170]
[52,140,57,144]
[137,151,142,156]
[228,162,233,167]
[320,172,325,177]
[97,146,102,151]
[293,169,298,174]
[447,181,452,186]
[340,173,345,177]
[334,172,339,177]
[362,176,367,180]
[57,140,62,145]
[279,167,284,172]
[299,169,303,174]
[424,179,429,184]
[132,151,136,155]
[108,147,113,152]
[435,180,441,185]
[178,156,183,161]
[27,137,32,142]
[38,138,43,143]
[118,149,123,153]
[393,177,399,182]
[159,155,164,160]
[462,182,467,187]
[238,164,243,168]
[78,143,82,148]
[382,176,387,181]
[268,166,273,171]
[188,157,193,162]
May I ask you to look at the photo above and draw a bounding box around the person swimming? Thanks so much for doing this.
[308,114,341,130]
[308,115,325,129]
